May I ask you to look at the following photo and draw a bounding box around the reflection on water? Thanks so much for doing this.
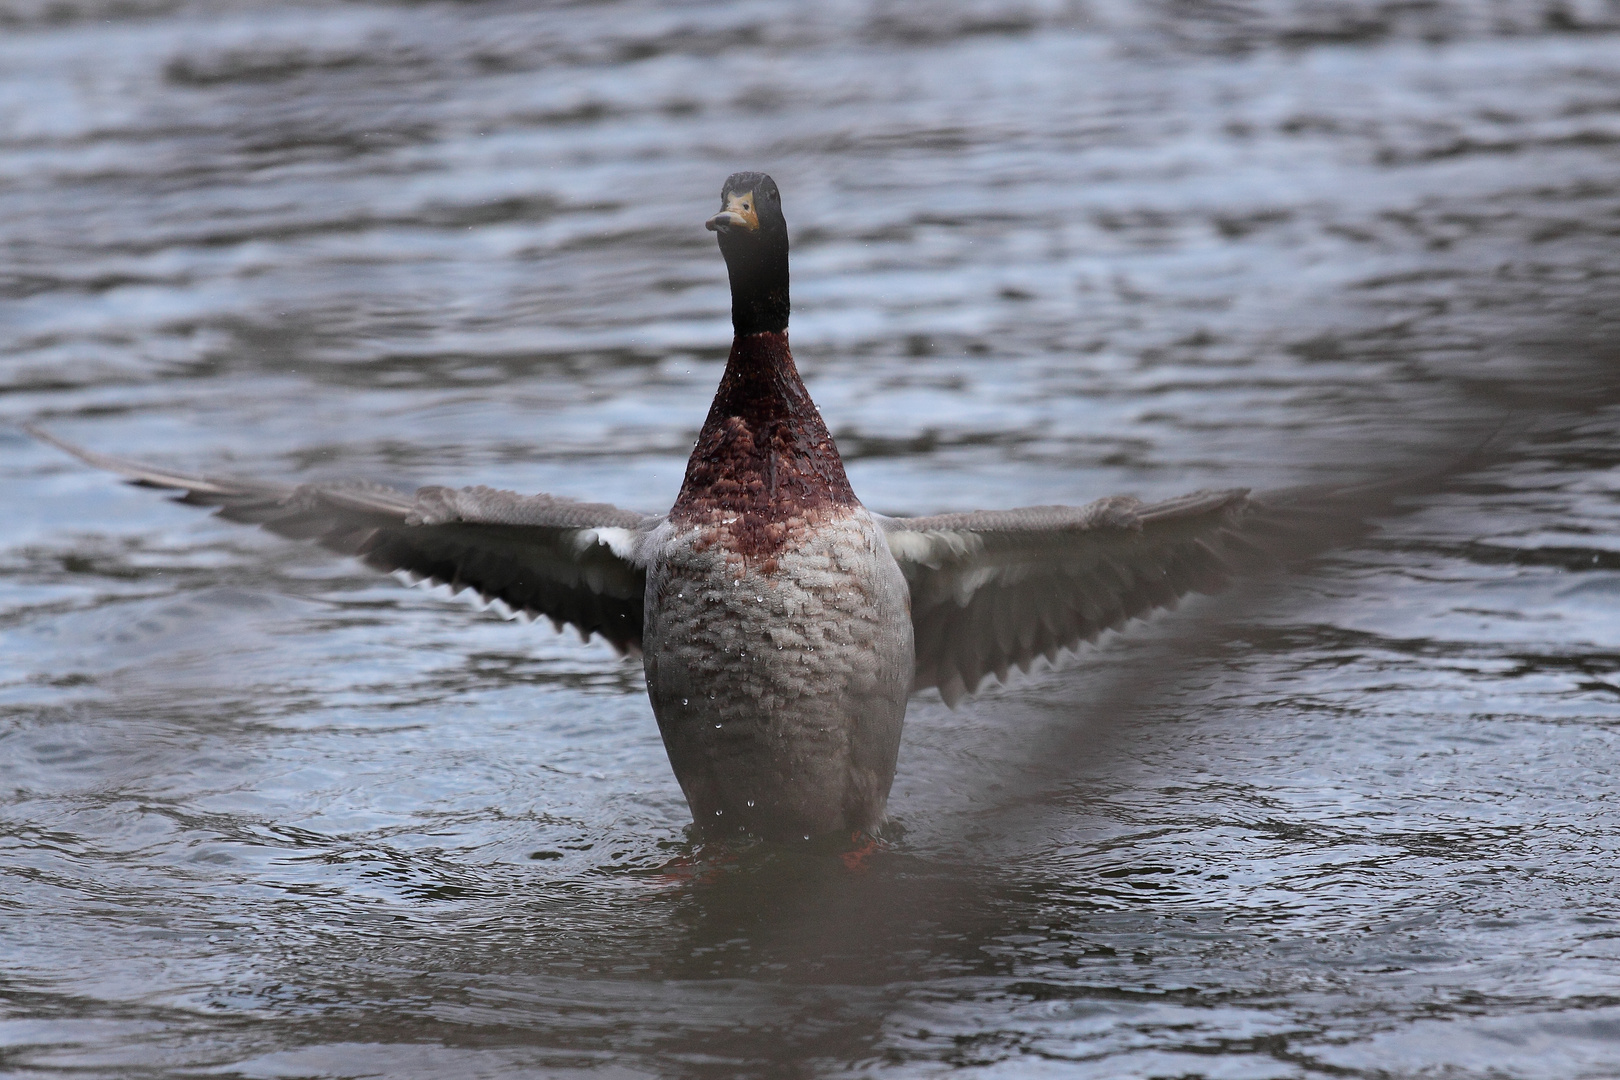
[3,1,1620,1076]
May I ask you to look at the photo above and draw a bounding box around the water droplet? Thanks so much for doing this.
[746,800,755,808]
[715,809,723,815]
[714,723,722,729]
[682,698,688,706]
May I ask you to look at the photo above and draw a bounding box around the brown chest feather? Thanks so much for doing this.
[671,331,857,558]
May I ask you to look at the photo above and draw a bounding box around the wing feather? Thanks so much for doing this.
[28,426,653,653]
[882,469,1427,704]
[879,489,1258,702]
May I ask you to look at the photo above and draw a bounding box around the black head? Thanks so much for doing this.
[706,171,789,336]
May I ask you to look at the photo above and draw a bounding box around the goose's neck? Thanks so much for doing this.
[672,331,856,537]
[723,239,789,337]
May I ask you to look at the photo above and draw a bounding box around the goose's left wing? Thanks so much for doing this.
[877,490,1274,705]
[26,426,656,653]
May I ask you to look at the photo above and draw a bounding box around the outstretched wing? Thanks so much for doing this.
[27,426,655,653]
[879,489,1292,705]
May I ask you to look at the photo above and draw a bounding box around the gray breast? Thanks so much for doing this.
[640,507,913,840]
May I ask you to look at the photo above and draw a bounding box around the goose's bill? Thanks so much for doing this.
[705,191,759,232]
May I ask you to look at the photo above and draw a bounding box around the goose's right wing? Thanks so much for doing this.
[878,490,1292,704]
[28,426,656,653]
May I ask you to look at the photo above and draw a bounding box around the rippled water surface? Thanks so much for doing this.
[5,2,1620,1076]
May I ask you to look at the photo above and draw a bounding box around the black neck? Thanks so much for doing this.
[720,234,790,337]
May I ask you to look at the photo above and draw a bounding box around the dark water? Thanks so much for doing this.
[5,2,1620,1076]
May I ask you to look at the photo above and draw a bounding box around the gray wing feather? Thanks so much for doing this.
[27,426,654,653]
[879,489,1263,705]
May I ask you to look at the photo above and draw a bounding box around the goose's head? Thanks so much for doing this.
[707,171,789,337]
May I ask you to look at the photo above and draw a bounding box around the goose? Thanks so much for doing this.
[28,171,1294,843]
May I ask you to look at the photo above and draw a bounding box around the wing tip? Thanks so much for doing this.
[23,422,241,495]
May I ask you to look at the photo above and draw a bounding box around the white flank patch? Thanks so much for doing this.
[574,526,641,562]
[883,528,984,567]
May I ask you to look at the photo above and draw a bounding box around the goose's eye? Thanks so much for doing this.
[741,202,750,211]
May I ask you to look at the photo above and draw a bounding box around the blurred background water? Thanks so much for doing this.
[4,1,1620,1076]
